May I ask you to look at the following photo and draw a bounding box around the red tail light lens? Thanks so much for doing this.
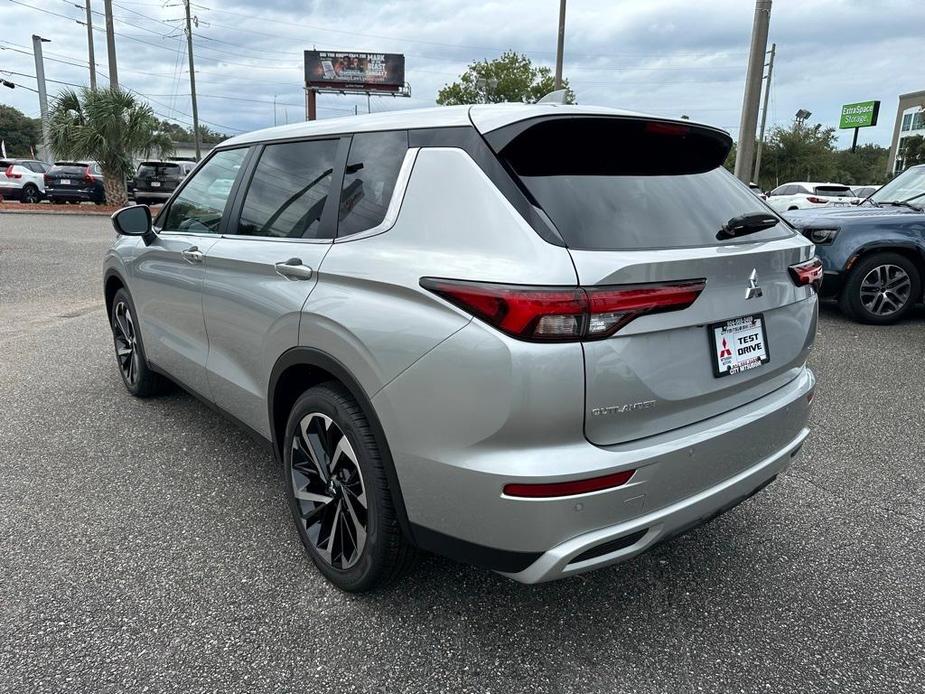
[5,165,22,179]
[504,470,635,498]
[806,196,828,204]
[44,173,51,185]
[420,278,706,342]
[84,167,94,184]
[789,257,823,291]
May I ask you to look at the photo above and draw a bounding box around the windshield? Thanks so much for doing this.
[871,167,925,205]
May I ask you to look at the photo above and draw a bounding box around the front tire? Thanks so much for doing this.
[839,252,921,324]
[283,383,414,591]
[110,288,168,397]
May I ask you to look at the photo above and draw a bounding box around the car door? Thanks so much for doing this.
[131,147,249,396]
[200,136,347,437]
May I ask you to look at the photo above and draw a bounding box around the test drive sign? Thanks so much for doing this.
[304,51,405,92]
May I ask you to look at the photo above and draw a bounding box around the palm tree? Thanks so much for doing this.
[47,87,174,206]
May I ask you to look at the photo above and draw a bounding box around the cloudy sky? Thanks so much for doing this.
[2,0,923,149]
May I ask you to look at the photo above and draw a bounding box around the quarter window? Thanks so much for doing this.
[161,148,246,234]
[337,131,408,237]
[236,139,339,239]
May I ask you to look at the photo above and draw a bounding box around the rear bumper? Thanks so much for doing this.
[502,425,806,583]
[133,190,173,202]
[47,188,103,201]
[402,366,815,582]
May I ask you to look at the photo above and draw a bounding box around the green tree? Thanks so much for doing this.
[436,51,576,106]
[899,135,925,169]
[833,144,890,186]
[758,121,838,190]
[48,87,173,205]
[0,105,41,157]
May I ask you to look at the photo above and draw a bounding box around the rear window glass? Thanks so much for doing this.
[814,185,851,197]
[498,118,791,251]
[137,163,180,177]
[50,165,88,175]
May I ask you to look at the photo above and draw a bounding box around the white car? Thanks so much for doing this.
[0,158,50,204]
[851,185,881,201]
[766,182,855,212]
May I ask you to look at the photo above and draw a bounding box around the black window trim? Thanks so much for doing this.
[222,135,350,243]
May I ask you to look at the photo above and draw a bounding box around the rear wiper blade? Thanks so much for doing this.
[717,212,779,240]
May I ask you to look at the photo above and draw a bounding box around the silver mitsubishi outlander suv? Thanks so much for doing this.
[103,104,819,591]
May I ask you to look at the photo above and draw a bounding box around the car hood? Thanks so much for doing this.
[785,204,925,227]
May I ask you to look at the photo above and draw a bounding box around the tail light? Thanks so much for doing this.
[789,257,823,292]
[420,278,706,342]
[504,470,635,498]
[84,167,94,185]
[5,165,21,179]
[44,173,51,186]
[806,196,828,204]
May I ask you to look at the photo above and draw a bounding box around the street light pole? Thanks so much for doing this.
[734,0,772,183]
[85,0,97,90]
[753,42,775,184]
[32,35,51,163]
[102,0,118,89]
[554,0,567,90]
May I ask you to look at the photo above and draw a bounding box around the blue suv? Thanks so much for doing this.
[786,164,925,324]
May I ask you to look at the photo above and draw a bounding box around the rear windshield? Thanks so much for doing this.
[50,165,88,175]
[497,117,791,251]
[137,162,181,177]
[814,185,852,197]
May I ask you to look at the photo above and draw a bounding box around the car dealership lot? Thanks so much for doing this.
[1,213,923,693]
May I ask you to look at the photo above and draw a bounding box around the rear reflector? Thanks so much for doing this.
[789,257,823,292]
[420,278,705,342]
[503,470,635,498]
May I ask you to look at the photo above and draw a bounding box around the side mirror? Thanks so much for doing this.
[111,204,154,243]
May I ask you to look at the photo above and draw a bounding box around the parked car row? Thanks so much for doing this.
[1,158,197,205]
[764,182,882,212]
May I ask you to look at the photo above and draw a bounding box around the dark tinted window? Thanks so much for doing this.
[237,139,339,239]
[499,118,789,251]
[26,162,46,173]
[814,185,851,197]
[162,148,247,234]
[138,162,181,178]
[50,164,89,175]
[338,131,407,237]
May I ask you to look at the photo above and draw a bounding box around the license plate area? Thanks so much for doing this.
[709,314,770,378]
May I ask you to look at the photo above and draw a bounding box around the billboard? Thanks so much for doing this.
[304,51,405,92]
[839,100,880,129]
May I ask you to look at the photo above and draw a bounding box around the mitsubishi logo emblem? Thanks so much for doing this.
[745,269,763,300]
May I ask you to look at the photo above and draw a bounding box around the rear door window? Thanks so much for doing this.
[161,148,247,234]
[236,138,339,239]
[495,117,790,251]
[337,130,408,237]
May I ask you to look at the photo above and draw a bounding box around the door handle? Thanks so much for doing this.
[275,258,313,281]
[181,246,204,264]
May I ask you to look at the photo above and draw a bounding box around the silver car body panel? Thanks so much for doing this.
[104,103,818,583]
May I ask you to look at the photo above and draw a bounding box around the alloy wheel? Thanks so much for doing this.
[112,300,140,385]
[859,264,911,317]
[22,186,39,204]
[290,413,368,570]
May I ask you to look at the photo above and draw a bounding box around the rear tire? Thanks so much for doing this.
[283,382,415,592]
[839,252,920,324]
[21,184,40,204]
[110,288,168,397]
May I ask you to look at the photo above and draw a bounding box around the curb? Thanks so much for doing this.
[0,209,114,217]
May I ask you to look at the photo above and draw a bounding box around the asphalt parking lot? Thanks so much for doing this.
[1,212,923,694]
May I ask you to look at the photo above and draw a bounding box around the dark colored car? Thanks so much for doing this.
[45,162,106,204]
[132,160,195,205]
[785,164,925,324]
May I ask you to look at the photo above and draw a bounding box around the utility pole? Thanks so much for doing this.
[753,42,775,184]
[734,0,772,183]
[102,0,118,89]
[32,35,51,163]
[183,0,201,160]
[84,1,97,89]
[554,0,567,90]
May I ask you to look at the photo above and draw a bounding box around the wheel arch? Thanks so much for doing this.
[846,242,925,294]
[103,268,127,319]
[268,347,415,543]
